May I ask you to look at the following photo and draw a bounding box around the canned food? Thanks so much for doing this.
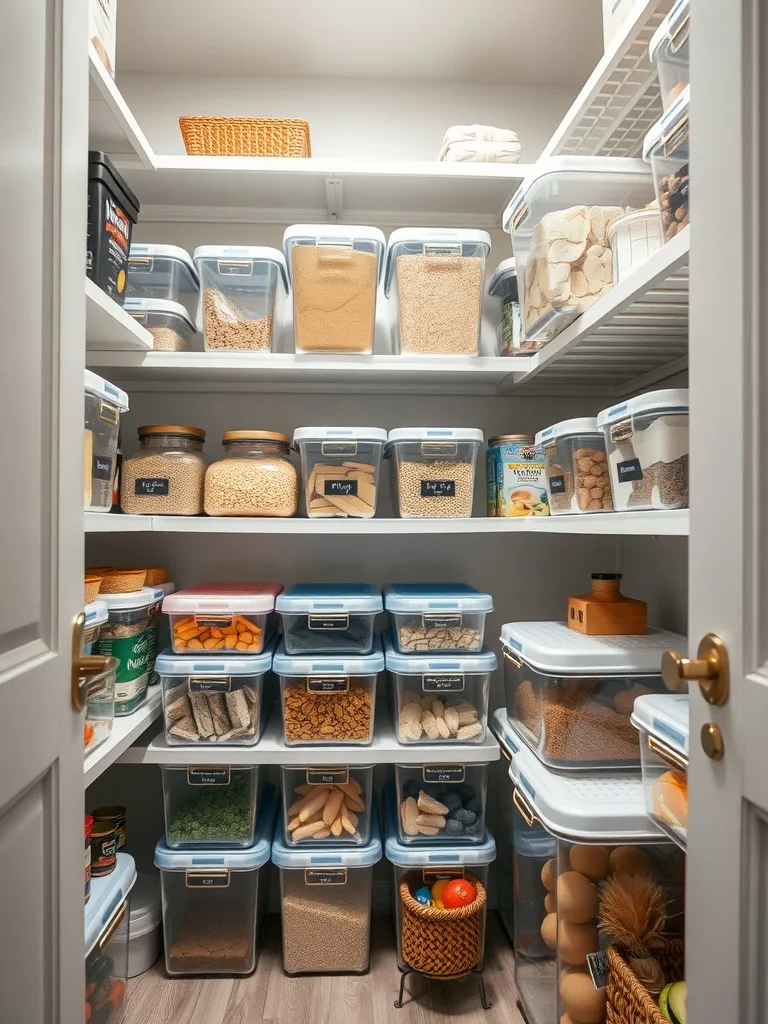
[90,820,118,878]
[92,805,126,849]
[85,815,93,903]
[488,435,548,517]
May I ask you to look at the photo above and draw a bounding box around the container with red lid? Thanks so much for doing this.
[162,582,283,655]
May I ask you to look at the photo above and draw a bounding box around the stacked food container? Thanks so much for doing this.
[84,370,129,513]
[85,852,136,1024]
[631,694,689,850]
[126,244,201,351]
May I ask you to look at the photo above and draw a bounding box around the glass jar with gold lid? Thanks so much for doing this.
[121,425,206,516]
[204,430,298,517]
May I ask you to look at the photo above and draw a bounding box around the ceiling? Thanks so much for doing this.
[117,0,604,86]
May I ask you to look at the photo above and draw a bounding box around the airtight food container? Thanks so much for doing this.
[384,583,492,655]
[85,853,136,1024]
[276,583,382,656]
[501,621,684,769]
[161,765,260,849]
[488,258,524,355]
[597,388,689,511]
[283,225,385,354]
[649,0,690,109]
[83,598,108,651]
[123,298,198,352]
[396,762,488,844]
[386,428,484,519]
[643,86,690,242]
[502,159,653,348]
[193,245,288,352]
[163,582,282,655]
[84,370,129,512]
[96,588,160,715]
[84,650,117,757]
[127,244,200,319]
[606,209,663,284]
[535,418,614,515]
[632,693,689,850]
[384,229,491,356]
[293,427,387,518]
[281,765,374,846]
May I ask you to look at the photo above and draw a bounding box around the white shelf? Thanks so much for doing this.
[84,510,689,537]
[84,688,162,787]
[88,44,155,167]
[85,278,153,352]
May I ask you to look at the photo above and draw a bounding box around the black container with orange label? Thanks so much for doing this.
[87,151,139,305]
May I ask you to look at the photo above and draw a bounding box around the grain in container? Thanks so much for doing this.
[125,873,163,977]
[85,853,136,1024]
[385,228,491,356]
[163,582,281,655]
[501,620,684,770]
[193,245,288,351]
[487,258,524,355]
[488,434,548,517]
[121,425,206,515]
[127,243,200,319]
[276,583,382,656]
[643,86,690,242]
[384,583,492,655]
[155,787,276,975]
[632,693,689,850]
[272,811,382,974]
[87,151,139,304]
[502,158,653,347]
[96,588,159,715]
[397,762,488,844]
[123,298,198,352]
[293,427,387,518]
[283,225,385,354]
[597,388,689,511]
[84,370,129,511]
[161,765,260,849]
[204,430,298,517]
[649,0,690,109]
[606,209,663,283]
[281,765,374,846]
[273,636,383,745]
[507,723,685,1024]
[387,428,483,519]
[535,418,613,515]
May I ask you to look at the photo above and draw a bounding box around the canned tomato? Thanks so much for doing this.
[489,435,549,517]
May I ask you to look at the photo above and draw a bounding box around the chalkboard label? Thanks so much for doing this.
[586,950,609,989]
[323,479,358,497]
[617,458,644,482]
[306,768,350,786]
[423,868,464,883]
[423,613,462,630]
[305,869,347,886]
[308,614,349,631]
[549,475,566,494]
[423,766,465,784]
[307,677,349,693]
[421,479,456,498]
[134,477,169,495]
[187,767,231,786]
[188,677,231,693]
[422,674,465,693]
[92,455,113,481]
[186,871,230,889]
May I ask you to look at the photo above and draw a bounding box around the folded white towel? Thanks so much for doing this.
[442,124,520,146]
[441,139,522,164]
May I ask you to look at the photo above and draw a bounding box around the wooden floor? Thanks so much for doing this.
[126,913,524,1024]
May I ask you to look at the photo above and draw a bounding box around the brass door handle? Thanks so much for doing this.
[661,632,730,707]
[72,612,113,712]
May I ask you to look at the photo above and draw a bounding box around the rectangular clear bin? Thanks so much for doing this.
[384,228,491,356]
[649,0,690,110]
[97,588,158,716]
[83,598,108,653]
[127,243,200,319]
[597,388,689,511]
[501,621,685,770]
[163,582,282,655]
[193,245,288,352]
[85,657,117,757]
[123,298,198,352]
[396,762,488,844]
[272,814,382,974]
[384,582,492,654]
[535,418,614,515]
[155,641,275,746]
[154,788,276,975]
[283,225,385,354]
[643,87,690,242]
[293,427,387,518]
[386,428,483,519]
[161,764,259,848]
[85,853,136,1024]
[502,159,653,349]
[281,765,374,845]
[276,583,382,655]
[84,370,128,512]
[273,638,383,745]
[488,257,525,355]
[632,693,689,850]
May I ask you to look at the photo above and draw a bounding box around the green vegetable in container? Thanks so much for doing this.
[168,772,253,844]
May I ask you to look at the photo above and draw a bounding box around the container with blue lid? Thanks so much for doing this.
[632,693,689,850]
[277,583,382,656]
[280,764,375,846]
[384,583,492,655]
[85,853,136,1023]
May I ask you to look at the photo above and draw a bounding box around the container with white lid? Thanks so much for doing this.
[535,418,614,515]
[488,257,524,355]
[276,583,382,656]
[163,582,282,655]
[83,598,109,649]
[606,209,664,284]
[502,158,653,348]
[280,765,374,846]
[272,810,382,974]
[84,603,117,757]
[84,370,129,512]
[127,243,200,319]
[123,297,198,352]
[193,245,288,352]
[597,388,689,511]
[649,0,690,110]
[500,620,685,770]
[384,228,491,356]
[85,852,136,1024]
[283,225,385,354]
[643,85,690,242]
[123,872,162,977]
[384,582,493,655]
[292,427,388,519]
[96,588,160,715]
[386,428,484,519]
[632,693,689,850]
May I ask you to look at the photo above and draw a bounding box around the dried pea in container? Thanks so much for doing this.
[204,430,298,517]
[84,370,129,512]
[293,426,387,519]
[161,765,260,849]
[124,298,198,352]
[387,427,483,519]
[488,435,548,517]
[121,425,206,516]
[163,582,282,655]
[281,765,374,846]
[127,243,200,319]
[643,86,690,242]
[97,587,159,715]
[535,418,613,515]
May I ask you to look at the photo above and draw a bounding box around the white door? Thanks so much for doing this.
[0,1,90,1022]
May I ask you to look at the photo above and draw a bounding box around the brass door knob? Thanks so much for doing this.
[661,632,730,707]
[72,612,114,711]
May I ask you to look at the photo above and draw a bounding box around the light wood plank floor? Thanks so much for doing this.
[126,913,524,1024]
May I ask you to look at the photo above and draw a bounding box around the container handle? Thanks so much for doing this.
[97,901,127,950]
[424,242,462,257]
[511,201,530,232]
[512,786,538,827]
[98,401,119,427]
[498,743,511,763]
[502,647,524,669]
[609,418,634,444]
[648,734,689,773]
[667,11,690,53]
[128,256,154,273]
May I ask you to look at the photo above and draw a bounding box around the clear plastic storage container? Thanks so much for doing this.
[272,813,382,974]
[535,418,614,515]
[127,243,200,319]
[121,425,206,516]
[83,598,108,651]
[283,225,385,354]
[632,693,689,850]
[193,245,288,351]
[386,428,483,519]
[161,765,260,848]
[84,370,129,512]
[123,298,198,352]
[606,209,663,283]
[643,86,690,242]
[281,765,374,845]
[84,650,117,757]
[396,762,488,844]
[154,788,276,975]
[488,258,525,355]
[85,852,136,1024]
[385,636,495,744]
[384,228,491,356]
[204,430,299,517]
[97,588,160,715]
[273,638,383,746]
[649,0,690,109]
[163,582,282,655]
[276,583,382,655]
[597,388,689,511]
[502,159,653,348]
[384,583,492,654]
[293,427,387,518]
[501,621,684,770]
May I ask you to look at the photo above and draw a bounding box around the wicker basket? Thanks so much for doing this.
[179,116,311,157]
[399,874,486,979]
[607,940,685,1024]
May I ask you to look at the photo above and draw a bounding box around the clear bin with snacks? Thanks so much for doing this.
[535,418,613,515]
[84,370,129,512]
[649,0,690,110]
[161,764,260,849]
[643,87,690,242]
[123,298,198,352]
[632,693,689,850]
[276,583,382,656]
[384,583,492,654]
[293,427,387,518]
[396,762,488,844]
[386,428,483,519]
[127,243,200,319]
[281,765,374,845]
[163,582,282,655]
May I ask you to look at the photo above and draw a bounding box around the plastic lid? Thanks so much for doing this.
[596,387,690,429]
[85,852,137,956]
[84,370,129,413]
[384,634,496,674]
[272,634,385,675]
[128,243,198,278]
[128,872,162,936]
[84,599,108,628]
[271,809,382,869]
[642,85,690,160]
[631,693,689,757]
[192,245,288,292]
[487,257,517,296]
[292,426,388,445]
[276,583,382,615]
[500,621,686,675]
[535,418,601,446]
[283,224,386,284]
[163,582,283,616]
[386,427,484,445]
[383,583,493,614]
[100,587,160,612]
[383,789,496,866]
[384,228,491,295]
[123,297,197,331]
[155,636,277,677]
[649,0,690,62]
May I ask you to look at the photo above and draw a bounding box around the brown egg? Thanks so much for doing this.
[545,892,556,914]
[569,844,610,881]
[557,871,599,924]
[559,919,600,965]
[541,912,558,949]
[541,858,557,892]
[608,846,652,878]
[560,966,607,1023]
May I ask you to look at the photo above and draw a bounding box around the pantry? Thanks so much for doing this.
[0,1,764,1024]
